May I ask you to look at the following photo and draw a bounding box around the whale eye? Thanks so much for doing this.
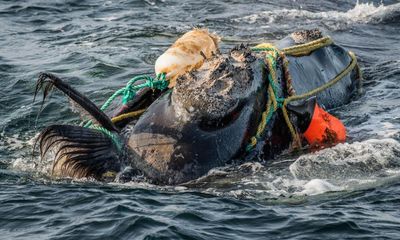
[198,100,245,131]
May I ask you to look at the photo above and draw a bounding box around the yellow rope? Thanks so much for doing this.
[111,109,146,123]
[281,51,358,148]
[255,98,272,138]
[281,103,302,147]
[284,51,358,103]
[255,50,279,138]
[248,37,359,151]
[282,36,333,56]
[254,36,333,57]
[110,36,359,153]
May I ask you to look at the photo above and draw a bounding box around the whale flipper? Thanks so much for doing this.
[34,73,118,132]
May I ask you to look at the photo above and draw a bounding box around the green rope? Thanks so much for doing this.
[245,53,284,152]
[83,72,168,150]
[102,72,168,110]
[83,73,168,127]
[245,105,275,152]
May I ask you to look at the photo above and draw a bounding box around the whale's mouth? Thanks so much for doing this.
[171,44,257,122]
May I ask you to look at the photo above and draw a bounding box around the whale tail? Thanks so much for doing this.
[36,124,123,180]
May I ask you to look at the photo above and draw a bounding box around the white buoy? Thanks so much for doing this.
[155,28,220,88]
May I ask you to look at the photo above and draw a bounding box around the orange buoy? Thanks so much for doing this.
[303,103,346,147]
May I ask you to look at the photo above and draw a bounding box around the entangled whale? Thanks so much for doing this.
[34,29,362,184]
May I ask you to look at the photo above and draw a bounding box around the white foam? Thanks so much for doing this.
[234,1,400,26]
[190,138,400,200]
[300,179,342,195]
[290,138,400,180]
[7,126,399,201]
[11,157,36,172]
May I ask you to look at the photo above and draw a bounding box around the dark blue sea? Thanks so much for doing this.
[1,0,400,239]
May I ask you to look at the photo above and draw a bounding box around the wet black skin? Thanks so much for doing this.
[125,57,267,184]
[276,36,360,109]
[123,38,361,184]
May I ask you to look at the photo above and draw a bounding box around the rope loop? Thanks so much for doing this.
[246,36,359,152]
[82,72,168,150]
[80,36,359,154]
[122,84,136,105]
[93,72,168,114]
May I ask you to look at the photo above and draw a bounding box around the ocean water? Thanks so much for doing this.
[1,0,400,239]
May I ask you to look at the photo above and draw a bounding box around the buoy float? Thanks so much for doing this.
[155,28,220,88]
[303,102,346,146]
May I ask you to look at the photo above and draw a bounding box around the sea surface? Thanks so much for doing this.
[1,0,400,239]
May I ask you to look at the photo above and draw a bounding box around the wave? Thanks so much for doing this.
[234,2,400,27]
[290,138,400,180]
[186,138,400,200]
[8,133,400,201]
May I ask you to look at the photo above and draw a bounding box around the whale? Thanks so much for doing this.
[34,29,361,184]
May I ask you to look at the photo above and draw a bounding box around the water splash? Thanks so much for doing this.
[234,2,400,28]
[290,138,400,180]
[7,132,400,201]
[185,138,400,200]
